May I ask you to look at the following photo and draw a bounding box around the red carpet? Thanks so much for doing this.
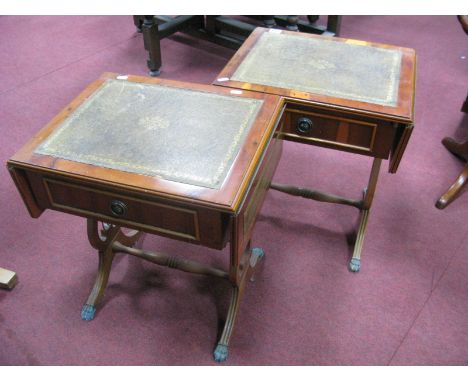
[0,16,467,365]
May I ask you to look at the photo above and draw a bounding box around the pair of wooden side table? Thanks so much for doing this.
[7,28,416,362]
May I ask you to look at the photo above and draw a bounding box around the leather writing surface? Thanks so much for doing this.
[231,32,402,107]
[35,80,263,189]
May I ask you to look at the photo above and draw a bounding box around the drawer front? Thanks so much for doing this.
[279,107,397,158]
[44,178,200,241]
[18,171,229,250]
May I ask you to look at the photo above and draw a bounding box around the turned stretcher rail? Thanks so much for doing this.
[112,241,229,279]
[270,182,363,209]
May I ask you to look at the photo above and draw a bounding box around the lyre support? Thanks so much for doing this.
[81,220,142,320]
[82,218,265,363]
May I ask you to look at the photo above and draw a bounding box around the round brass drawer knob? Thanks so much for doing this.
[110,200,127,217]
[297,117,313,134]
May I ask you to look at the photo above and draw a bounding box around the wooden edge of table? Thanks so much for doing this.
[7,72,285,214]
[213,27,416,125]
[98,72,269,100]
[388,123,414,174]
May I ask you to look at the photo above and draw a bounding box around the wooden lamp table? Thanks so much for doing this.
[7,73,284,362]
[214,27,417,272]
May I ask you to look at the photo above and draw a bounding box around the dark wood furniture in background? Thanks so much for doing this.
[458,15,468,34]
[0,267,17,290]
[436,132,468,209]
[133,15,342,76]
[7,72,284,362]
[215,27,416,272]
[435,16,468,209]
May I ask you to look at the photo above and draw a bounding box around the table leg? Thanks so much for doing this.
[262,16,276,28]
[81,219,142,320]
[307,15,320,23]
[327,16,342,36]
[349,205,370,272]
[286,16,299,31]
[142,16,162,77]
[442,136,468,161]
[436,163,468,209]
[349,158,382,272]
[462,94,468,113]
[213,246,265,362]
[133,15,143,32]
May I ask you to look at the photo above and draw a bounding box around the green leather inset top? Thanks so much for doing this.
[231,31,402,107]
[35,80,263,189]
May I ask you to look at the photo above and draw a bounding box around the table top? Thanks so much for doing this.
[35,79,263,190]
[215,28,416,124]
[9,73,283,213]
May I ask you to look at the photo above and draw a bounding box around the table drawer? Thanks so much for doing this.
[279,107,397,158]
[14,169,229,249]
[45,177,202,238]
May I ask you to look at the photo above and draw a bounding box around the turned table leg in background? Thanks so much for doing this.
[286,16,299,31]
[262,16,276,28]
[326,16,342,36]
[142,16,162,77]
[133,15,143,32]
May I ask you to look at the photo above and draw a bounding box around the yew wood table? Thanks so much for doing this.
[7,72,284,362]
[215,27,416,272]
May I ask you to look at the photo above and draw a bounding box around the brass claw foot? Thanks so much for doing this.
[349,258,361,272]
[81,304,96,321]
[213,344,229,362]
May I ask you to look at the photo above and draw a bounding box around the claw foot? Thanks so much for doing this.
[81,304,96,321]
[349,258,361,273]
[250,247,265,267]
[249,247,265,282]
[213,344,229,362]
[251,247,265,261]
